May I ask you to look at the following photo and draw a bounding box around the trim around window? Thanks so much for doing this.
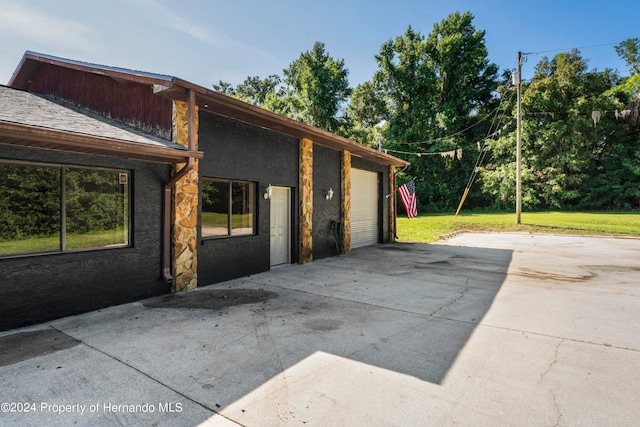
[0,160,131,257]
[201,178,256,238]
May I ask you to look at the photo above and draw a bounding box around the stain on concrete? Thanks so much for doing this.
[304,318,344,332]
[584,265,640,274]
[409,260,452,269]
[378,245,412,252]
[513,268,596,282]
[144,289,279,310]
[427,260,452,266]
[0,329,79,367]
[378,244,430,253]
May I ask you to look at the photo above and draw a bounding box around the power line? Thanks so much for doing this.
[385,90,515,159]
[389,95,514,146]
[454,81,516,216]
[385,148,463,157]
[523,42,619,57]
[463,89,514,189]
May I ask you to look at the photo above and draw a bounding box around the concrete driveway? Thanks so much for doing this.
[1,233,639,426]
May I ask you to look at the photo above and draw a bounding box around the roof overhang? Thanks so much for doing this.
[9,51,409,168]
[154,79,409,168]
[9,51,174,91]
[0,120,203,164]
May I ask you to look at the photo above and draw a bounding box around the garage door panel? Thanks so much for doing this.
[351,169,378,248]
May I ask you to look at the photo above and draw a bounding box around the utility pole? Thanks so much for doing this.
[515,51,523,225]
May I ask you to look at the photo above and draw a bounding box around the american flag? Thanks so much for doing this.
[398,180,418,218]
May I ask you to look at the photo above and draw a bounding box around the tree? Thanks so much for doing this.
[212,80,235,96]
[344,81,388,147]
[374,25,436,144]
[0,164,60,240]
[425,11,499,133]
[371,13,499,210]
[213,75,282,107]
[523,50,592,208]
[615,38,640,126]
[283,42,351,133]
[235,75,282,106]
[615,38,640,76]
[480,49,640,210]
[215,43,352,133]
[524,50,637,209]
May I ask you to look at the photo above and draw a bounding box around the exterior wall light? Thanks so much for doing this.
[326,188,334,200]
[264,184,273,200]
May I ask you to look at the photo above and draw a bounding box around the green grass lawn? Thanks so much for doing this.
[0,228,128,255]
[397,211,640,244]
[3,212,637,254]
[201,212,252,228]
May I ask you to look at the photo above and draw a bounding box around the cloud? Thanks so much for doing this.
[0,2,97,53]
[135,0,224,47]
[132,0,274,60]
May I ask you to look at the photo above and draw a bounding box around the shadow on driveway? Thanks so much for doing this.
[0,241,513,425]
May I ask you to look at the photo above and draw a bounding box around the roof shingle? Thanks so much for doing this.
[0,85,184,151]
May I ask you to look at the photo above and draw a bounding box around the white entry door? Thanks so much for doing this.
[270,186,291,266]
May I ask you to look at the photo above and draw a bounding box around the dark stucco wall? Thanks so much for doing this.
[0,146,170,331]
[197,111,300,286]
[313,145,342,259]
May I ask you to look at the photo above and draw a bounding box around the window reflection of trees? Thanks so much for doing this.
[0,162,129,255]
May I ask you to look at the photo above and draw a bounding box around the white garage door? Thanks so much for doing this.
[351,168,379,248]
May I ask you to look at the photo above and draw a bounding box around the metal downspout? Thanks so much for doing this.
[162,89,197,283]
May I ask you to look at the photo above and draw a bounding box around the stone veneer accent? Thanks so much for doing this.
[341,151,351,254]
[299,138,313,263]
[171,100,199,292]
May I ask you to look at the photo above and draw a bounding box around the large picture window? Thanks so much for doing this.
[0,161,130,256]
[201,178,255,238]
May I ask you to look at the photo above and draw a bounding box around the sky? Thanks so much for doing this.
[0,0,638,90]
